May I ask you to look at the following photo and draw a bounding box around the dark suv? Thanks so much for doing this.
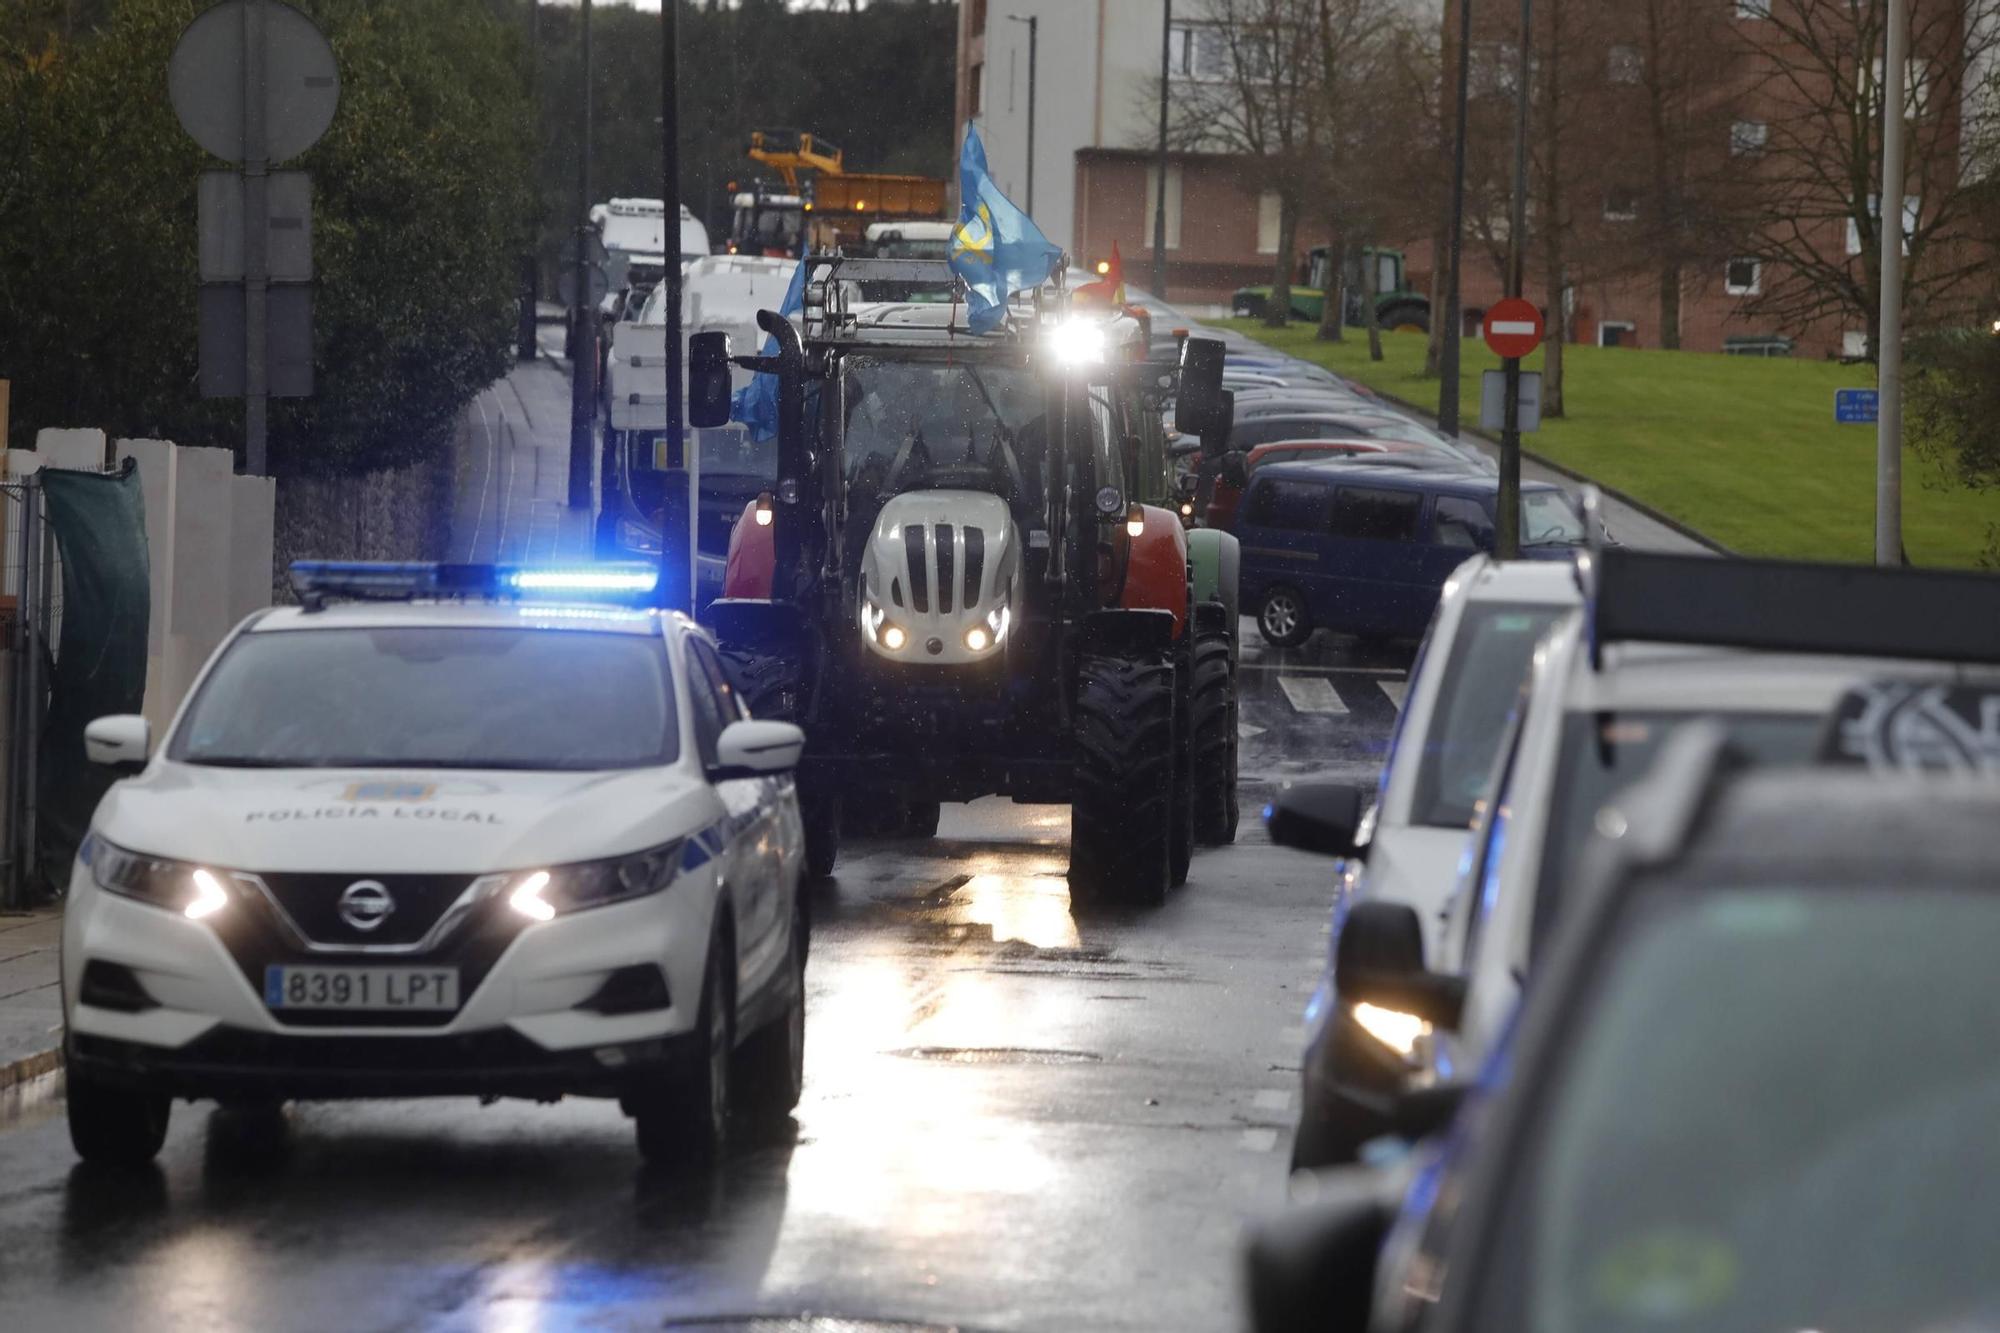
[1237,460,1584,647]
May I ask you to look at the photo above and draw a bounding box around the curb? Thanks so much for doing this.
[1350,381,1732,556]
[0,1043,62,1093]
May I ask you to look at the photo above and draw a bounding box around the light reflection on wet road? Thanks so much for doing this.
[0,629,1407,1333]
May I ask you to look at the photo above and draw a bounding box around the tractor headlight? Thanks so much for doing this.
[985,604,1011,643]
[88,835,235,921]
[494,840,686,922]
[862,597,908,651]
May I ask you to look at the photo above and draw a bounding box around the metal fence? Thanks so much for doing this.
[2,472,62,909]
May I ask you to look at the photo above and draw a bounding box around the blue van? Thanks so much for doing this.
[1238,460,1585,647]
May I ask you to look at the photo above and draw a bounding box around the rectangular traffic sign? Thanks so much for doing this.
[1480,370,1542,432]
[199,170,313,281]
[199,284,314,398]
[1835,388,1879,424]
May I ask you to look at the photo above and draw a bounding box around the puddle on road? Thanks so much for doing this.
[936,873,1080,951]
[889,1046,1102,1066]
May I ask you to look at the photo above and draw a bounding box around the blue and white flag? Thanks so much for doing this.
[729,240,809,442]
[950,124,1062,334]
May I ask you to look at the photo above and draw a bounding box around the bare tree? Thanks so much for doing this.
[1740,0,2000,350]
[1171,0,1324,327]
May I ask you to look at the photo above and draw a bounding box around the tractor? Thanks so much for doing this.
[1231,245,1430,332]
[687,257,1241,905]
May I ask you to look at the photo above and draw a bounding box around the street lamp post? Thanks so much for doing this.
[1497,0,1531,560]
[660,0,691,611]
[1009,13,1038,218]
[1153,0,1171,300]
[567,0,595,510]
[1875,0,1907,566]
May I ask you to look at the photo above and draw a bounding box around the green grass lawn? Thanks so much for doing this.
[1223,319,1997,568]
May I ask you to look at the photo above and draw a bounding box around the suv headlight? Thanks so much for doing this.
[87,835,233,920]
[493,839,687,922]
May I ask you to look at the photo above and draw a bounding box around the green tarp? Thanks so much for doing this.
[38,460,150,895]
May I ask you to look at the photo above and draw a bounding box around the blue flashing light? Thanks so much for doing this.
[288,561,661,608]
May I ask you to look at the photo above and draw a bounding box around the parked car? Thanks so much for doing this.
[1229,411,1491,472]
[1269,557,1580,1169]
[1205,439,1406,530]
[1249,735,2000,1333]
[1237,461,1584,648]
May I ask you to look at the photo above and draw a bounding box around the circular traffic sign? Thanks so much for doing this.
[1483,297,1544,360]
[169,0,340,165]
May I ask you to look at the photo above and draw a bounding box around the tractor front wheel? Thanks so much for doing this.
[1069,652,1176,907]
[1191,617,1239,844]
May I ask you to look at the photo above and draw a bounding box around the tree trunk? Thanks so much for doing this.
[1318,237,1346,341]
[1264,196,1298,329]
[1658,260,1681,349]
[1362,240,1384,361]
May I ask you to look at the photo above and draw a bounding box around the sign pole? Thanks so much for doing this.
[1151,0,1170,301]
[1498,0,1532,560]
[659,0,691,613]
[1438,0,1473,436]
[242,0,269,476]
[568,0,596,510]
[1874,0,1907,565]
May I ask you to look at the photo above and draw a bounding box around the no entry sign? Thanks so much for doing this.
[1484,298,1544,359]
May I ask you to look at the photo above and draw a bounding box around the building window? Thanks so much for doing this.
[1729,119,1768,155]
[1846,195,1919,255]
[970,0,988,35]
[1146,162,1184,251]
[1842,330,1870,360]
[1735,0,1770,18]
[1599,321,1637,348]
[1168,25,1228,82]
[1256,192,1282,254]
[1603,186,1639,221]
[1607,45,1642,85]
[1725,257,1761,295]
[1472,42,1535,97]
[969,62,983,117]
[1865,57,1933,116]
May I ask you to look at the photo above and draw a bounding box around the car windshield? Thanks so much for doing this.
[1409,603,1571,827]
[1534,711,1819,936]
[1484,885,2000,1333]
[1522,489,1587,545]
[173,627,678,770]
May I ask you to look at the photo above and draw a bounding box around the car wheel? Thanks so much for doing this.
[1257,586,1312,649]
[633,927,732,1166]
[67,1064,170,1166]
[735,912,806,1124]
[903,800,941,839]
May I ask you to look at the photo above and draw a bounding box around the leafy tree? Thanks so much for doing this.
[0,0,534,479]
[1909,329,2000,563]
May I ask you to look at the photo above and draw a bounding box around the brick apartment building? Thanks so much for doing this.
[954,0,1335,306]
[957,0,1996,353]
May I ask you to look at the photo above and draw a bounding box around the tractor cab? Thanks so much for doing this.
[688,258,1242,902]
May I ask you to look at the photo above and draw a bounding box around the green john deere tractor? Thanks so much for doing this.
[1231,246,1430,333]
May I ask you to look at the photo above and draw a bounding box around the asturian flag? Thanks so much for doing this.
[728,235,809,442]
[949,124,1063,334]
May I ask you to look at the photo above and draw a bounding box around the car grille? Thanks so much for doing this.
[896,522,986,616]
[248,872,480,950]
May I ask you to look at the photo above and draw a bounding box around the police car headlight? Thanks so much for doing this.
[497,839,686,921]
[87,835,235,921]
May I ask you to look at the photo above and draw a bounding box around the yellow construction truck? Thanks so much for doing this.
[726,129,947,257]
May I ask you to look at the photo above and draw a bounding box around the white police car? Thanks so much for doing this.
[62,562,807,1166]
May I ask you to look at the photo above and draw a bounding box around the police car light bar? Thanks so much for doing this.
[1586,545,2000,668]
[289,561,660,607]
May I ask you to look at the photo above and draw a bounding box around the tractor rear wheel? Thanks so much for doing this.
[719,644,839,879]
[1169,629,1196,888]
[1191,619,1239,844]
[1069,652,1176,907]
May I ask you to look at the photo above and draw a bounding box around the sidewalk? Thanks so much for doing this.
[0,908,62,1089]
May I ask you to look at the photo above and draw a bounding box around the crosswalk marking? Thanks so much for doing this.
[1379,679,1408,710]
[1277,675,1347,715]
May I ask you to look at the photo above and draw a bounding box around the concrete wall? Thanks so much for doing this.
[3,435,276,739]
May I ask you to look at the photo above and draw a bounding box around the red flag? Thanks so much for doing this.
[1074,240,1127,308]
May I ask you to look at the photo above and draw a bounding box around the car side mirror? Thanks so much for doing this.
[1175,337,1228,445]
[709,719,804,781]
[1244,1168,1396,1333]
[688,330,733,428]
[1335,901,1468,1031]
[84,714,150,775]
[1265,781,1366,858]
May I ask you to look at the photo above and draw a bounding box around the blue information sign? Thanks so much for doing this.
[1835,388,1879,424]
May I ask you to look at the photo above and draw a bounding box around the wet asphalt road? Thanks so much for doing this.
[0,625,1404,1333]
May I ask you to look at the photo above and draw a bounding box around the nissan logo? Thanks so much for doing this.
[337,880,396,932]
